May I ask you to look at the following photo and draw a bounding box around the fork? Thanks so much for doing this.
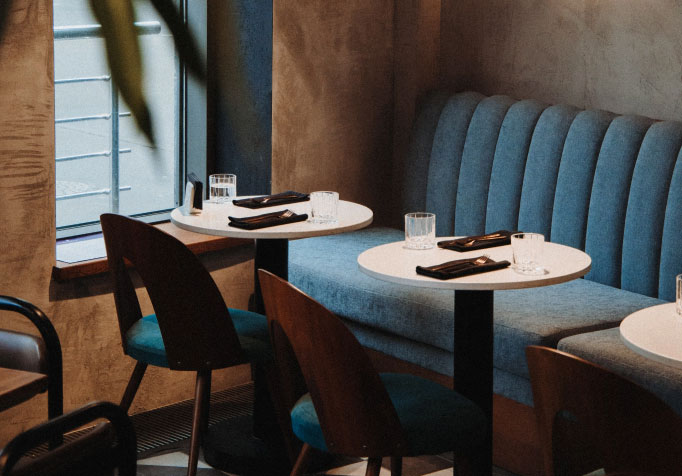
[232,209,294,222]
[462,233,504,246]
[430,255,491,271]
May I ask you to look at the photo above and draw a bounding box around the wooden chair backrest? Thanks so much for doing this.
[258,269,408,457]
[100,214,243,370]
[526,345,682,476]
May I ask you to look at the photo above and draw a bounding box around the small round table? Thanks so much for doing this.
[358,240,591,475]
[171,197,373,474]
[620,303,682,369]
[171,198,373,312]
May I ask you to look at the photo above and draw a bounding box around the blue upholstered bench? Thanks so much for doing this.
[288,91,682,472]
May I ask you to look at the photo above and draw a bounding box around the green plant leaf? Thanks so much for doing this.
[88,0,154,145]
[148,0,205,81]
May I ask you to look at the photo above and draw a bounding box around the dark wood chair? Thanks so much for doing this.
[0,296,62,420]
[100,213,271,476]
[526,345,682,476]
[0,400,136,476]
[258,269,487,476]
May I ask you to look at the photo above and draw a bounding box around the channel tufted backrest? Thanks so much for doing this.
[403,91,682,301]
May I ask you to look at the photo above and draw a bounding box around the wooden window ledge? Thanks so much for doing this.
[52,222,251,281]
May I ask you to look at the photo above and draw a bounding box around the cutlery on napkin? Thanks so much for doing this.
[232,191,310,209]
[228,209,308,230]
[416,255,511,280]
[437,230,518,252]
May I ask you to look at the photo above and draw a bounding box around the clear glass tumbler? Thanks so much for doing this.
[309,191,339,224]
[677,274,682,316]
[404,212,436,250]
[511,232,545,275]
[209,174,237,203]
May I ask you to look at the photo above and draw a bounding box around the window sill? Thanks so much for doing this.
[52,222,251,281]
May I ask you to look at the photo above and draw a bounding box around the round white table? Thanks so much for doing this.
[358,239,591,475]
[171,196,372,473]
[172,198,373,312]
[620,303,682,369]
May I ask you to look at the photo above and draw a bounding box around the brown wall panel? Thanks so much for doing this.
[272,0,395,223]
[441,0,682,120]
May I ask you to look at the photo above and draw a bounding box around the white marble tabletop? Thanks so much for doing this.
[357,239,591,291]
[620,303,682,369]
[170,196,373,240]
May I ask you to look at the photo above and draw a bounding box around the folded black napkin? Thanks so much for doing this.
[416,256,511,280]
[232,191,310,209]
[228,210,308,230]
[437,230,518,252]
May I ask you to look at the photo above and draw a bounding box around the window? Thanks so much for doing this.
[53,0,183,238]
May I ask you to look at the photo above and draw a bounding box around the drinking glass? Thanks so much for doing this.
[404,212,435,249]
[677,274,682,316]
[209,174,237,203]
[511,233,545,275]
[309,191,339,224]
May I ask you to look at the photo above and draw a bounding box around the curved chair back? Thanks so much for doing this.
[100,213,243,370]
[258,269,408,457]
[0,401,136,476]
[0,296,62,420]
[526,345,682,476]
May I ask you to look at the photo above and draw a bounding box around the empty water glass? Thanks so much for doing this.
[309,191,339,224]
[677,274,682,316]
[209,174,237,203]
[404,212,435,249]
[511,233,545,275]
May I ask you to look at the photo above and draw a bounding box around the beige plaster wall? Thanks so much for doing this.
[441,0,682,121]
[0,0,252,444]
[272,0,395,224]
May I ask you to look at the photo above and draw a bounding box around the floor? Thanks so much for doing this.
[131,384,519,476]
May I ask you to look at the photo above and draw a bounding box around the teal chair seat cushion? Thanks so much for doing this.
[125,308,270,368]
[289,372,486,456]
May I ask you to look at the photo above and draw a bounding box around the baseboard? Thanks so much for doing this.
[364,347,544,476]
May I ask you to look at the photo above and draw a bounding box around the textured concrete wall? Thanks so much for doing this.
[0,0,252,444]
[441,0,682,120]
[272,0,395,223]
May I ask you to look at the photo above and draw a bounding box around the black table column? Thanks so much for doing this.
[454,289,494,476]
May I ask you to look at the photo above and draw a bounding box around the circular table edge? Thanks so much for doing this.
[619,302,682,370]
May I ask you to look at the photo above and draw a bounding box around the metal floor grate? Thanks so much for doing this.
[23,382,254,458]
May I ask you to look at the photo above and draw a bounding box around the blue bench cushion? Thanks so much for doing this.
[289,227,663,379]
[290,372,486,456]
[558,328,682,417]
[125,308,270,367]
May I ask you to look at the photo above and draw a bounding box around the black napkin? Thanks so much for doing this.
[228,209,308,230]
[437,230,518,252]
[416,256,511,280]
[232,191,310,209]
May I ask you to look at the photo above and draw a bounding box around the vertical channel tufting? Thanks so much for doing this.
[550,110,614,249]
[659,149,682,301]
[517,104,579,238]
[485,99,547,233]
[584,116,653,287]
[621,122,682,298]
[425,92,485,236]
[401,91,451,215]
[454,95,516,236]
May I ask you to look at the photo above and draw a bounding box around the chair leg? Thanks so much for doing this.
[390,456,402,476]
[290,443,314,476]
[119,361,147,412]
[365,457,383,476]
[187,369,211,476]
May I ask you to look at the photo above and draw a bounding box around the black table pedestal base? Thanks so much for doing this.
[202,414,289,476]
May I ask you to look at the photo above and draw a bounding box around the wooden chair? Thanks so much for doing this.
[0,296,62,420]
[526,345,682,476]
[100,213,271,476]
[0,401,136,476]
[258,269,487,476]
